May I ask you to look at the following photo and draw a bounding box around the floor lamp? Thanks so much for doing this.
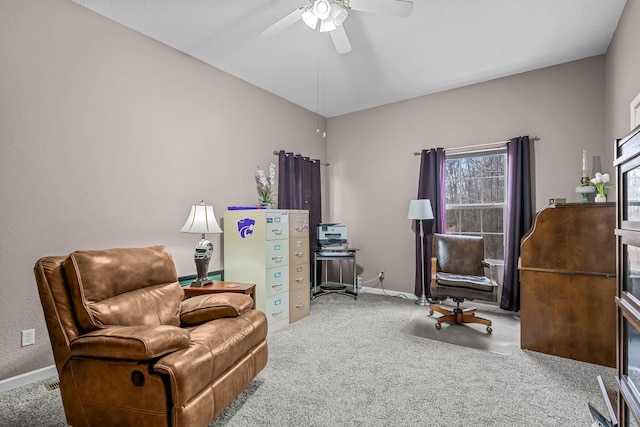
[407,199,434,306]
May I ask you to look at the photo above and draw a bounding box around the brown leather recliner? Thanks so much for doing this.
[34,245,268,426]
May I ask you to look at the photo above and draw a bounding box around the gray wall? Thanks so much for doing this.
[606,0,640,142]
[326,56,607,296]
[325,0,638,299]
[0,0,326,380]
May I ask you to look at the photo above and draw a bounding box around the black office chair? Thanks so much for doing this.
[429,233,499,333]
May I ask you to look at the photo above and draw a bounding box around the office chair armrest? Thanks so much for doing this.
[70,325,190,360]
[180,293,253,326]
[481,259,500,285]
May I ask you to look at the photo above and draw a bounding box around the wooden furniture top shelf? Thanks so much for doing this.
[520,202,616,276]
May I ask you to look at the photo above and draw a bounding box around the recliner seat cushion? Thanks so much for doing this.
[154,309,268,406]
[62,246,183,331]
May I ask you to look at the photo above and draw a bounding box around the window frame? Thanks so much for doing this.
[444,148,508,260]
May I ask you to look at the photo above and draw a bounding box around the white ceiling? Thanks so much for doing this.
[70,0,627,118]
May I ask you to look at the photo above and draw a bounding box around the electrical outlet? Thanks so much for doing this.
[21,329,35,347]
[378,269,385,280]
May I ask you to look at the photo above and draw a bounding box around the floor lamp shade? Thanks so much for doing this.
[407,199,434,220]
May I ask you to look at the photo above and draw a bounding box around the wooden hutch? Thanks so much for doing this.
[519,202,616,368]
[611,124,640,426]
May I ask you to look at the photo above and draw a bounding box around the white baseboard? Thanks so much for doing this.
[0,365,57,393]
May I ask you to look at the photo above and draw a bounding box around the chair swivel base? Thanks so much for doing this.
[429,304,493,334]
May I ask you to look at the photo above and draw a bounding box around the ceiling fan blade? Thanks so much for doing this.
[347,0,414,17]
[330,25,352,54]
[261,6,307,37]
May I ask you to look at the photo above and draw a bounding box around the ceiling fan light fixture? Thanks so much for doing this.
[319,3,347,33]
[312,0,332,20]
[319,19,337,33]
[302,9,319,29]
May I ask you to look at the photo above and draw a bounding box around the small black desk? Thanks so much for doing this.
[312,248,358,299]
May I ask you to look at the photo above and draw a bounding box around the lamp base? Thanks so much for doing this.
[190,278,212,288]
[415,294,430,306]
[192,239,213,288]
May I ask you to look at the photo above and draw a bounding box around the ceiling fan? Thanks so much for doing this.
[261,0,414,54]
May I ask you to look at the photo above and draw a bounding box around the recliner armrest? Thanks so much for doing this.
[70,325,190,360]
[180,293,253,326]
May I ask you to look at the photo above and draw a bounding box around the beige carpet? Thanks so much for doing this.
[3,294,613,427]
[401,302,521,356]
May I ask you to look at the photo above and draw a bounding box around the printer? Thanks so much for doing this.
[317,223,347,247]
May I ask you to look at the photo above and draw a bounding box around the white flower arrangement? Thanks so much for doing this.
[256,162,276,204]
[589,172,615,197]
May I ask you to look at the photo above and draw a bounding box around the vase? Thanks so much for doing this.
[595,194,607,203]
[260,202,271,209]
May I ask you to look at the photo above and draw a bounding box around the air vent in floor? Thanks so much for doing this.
[44,379,60,391]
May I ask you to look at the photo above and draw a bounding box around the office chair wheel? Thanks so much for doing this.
[429,309,434,315]
[486,326,493,334]
[435,323,442,329]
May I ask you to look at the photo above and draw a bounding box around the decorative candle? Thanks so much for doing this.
[582,150,588,177]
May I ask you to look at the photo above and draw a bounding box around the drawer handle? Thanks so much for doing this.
[272,229,283,235]
[272,311,283,317]
[272,283,284,289]
[295,304,304,309]
[272,256,283,262]
[295,224,308,232]
[295,277,304,282]
[295,252,304,257]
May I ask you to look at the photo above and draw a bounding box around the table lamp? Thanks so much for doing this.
[180,201,223,287]
[576,185,595,203]
[407,199,434,306]
[576,149,596,202]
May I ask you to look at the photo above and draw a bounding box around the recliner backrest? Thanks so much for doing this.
[34,256,80,374]
[433,234,485,276]
[62,245,183,332]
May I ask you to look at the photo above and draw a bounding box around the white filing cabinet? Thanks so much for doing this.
[224,209,290,331]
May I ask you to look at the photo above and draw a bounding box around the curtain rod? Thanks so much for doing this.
[273,150,329,166]
[413,136,540,156]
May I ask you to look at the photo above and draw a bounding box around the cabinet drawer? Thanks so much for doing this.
[289,211,309,238]
[266,211,289,241]
[266,239,289,269]
[289,263,310,289]
[289,238,309,266]
[266,267,289,297]
[290,287,310,323]
[266,293,289,324]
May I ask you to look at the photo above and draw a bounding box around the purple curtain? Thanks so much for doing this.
[415,148,446,297]
[277,151,322,251]
[500,136,533,311]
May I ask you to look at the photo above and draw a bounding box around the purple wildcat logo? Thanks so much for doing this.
[237,218,255,239]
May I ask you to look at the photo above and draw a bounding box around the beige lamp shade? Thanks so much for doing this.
[407,199,434,220]
[180,201,223,234]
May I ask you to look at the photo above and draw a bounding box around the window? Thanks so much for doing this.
[445,149,507,260]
